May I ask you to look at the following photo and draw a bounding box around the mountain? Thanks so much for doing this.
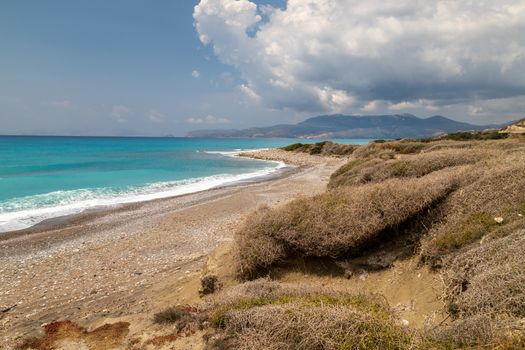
[186,114,503,139]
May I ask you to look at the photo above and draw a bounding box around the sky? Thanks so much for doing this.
[1,0,524,136]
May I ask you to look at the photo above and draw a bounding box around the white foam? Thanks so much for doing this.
[0,161,287,233]
[203,148,269,157]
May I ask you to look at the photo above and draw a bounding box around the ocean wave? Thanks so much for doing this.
[203,148,269,157]
[0,164,285,233]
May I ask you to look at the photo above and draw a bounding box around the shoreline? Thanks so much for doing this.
[0,150,346,347]
[0,151,291,236]
[0,163,297,241]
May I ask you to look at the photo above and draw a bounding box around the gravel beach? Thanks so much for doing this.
[0,150,345,347]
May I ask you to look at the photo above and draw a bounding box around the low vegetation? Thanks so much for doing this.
[421,153,525,264]
[203,280,418,350]
[352,140,429,158]
[152,305,205,338]
[424,130,508,141]
[153,306,192,324]
[200,279,524,349]
[235,170,459,279]
[443,229,525,318]
[281,141,357,156]
[226,136,525,349]
[328,148,486,188]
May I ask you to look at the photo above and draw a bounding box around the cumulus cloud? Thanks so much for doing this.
[186,115,231,124]
[194,0,525,119]
[192,70,201,78]
[110,105,130,123]
[147,109,165,122]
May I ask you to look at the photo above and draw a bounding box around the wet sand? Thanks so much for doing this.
[0,150,346,347]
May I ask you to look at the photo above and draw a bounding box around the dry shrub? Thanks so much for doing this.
[234,205,288,279]
[203,281,524,349]
[200,275,221,296]
[328,158,384,188]
[352,140,428,159]
[329,148,487,188]
[282,141,357,156]
[421,153,525,261]
[217,304,412,350]
[442,229,525,319]
[207,278,339,304]
[320,141,358,156]
[429,314,525,348]
[422,138,525,153]
[204,280,416,350]
[235,170,460,279]
[153,305,205,336]
[154,306,190,324]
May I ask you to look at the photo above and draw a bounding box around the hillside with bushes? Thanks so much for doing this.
[216,137,525,349]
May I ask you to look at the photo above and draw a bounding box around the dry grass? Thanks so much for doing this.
[227,138,525,348]
[421,153,525,263]
[200,280,525,349]
[154,306,191,324]
[352,140,429,159]
[428,315,525,349]
[442,229,525,319]
[281,141,357,156]
[235,170,460,279]
[153,305,205,337]
[329,148,486,188]
[204,280,417,350]
[430,130,508,141]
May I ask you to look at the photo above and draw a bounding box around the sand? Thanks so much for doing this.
[0,150,345,348]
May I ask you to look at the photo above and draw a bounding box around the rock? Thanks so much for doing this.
[1,304,16,313]
[494,217,504,224]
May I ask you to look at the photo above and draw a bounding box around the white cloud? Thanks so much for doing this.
[361,100,381,112]
[50,100,73,109]
[239,84,261,103]
[192,70,201,78]
[389,101,418,111]
[110,105,130,123]
[194,0,525,120]
[147,109,165,122]
[186,115,231,124]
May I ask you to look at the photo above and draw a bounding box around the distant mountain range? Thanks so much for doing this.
[186,114,505,139]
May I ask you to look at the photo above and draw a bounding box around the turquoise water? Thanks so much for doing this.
[0,136,370,232]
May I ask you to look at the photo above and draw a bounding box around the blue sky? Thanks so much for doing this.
[1,0,524,136]
[0,0,286,136]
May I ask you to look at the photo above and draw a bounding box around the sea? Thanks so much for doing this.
[0,136,370,232]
